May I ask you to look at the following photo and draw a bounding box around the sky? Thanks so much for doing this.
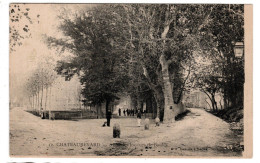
[9,4,95,99]
[10,4,92,74]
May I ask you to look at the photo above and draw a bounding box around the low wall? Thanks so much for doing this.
[26,110,40,117]
[26,110,82,120]
[27,109,119,120]
[26,103,186,121]
[49,110,82,120]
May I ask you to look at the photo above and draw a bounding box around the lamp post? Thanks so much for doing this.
[232,42,244,108]
[233,41,244,70]
[234,42,244,58]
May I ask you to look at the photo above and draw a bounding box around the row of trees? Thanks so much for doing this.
[24,60,57,112]
[45,4,244,122]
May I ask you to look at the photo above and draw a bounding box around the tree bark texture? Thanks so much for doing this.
[160,54,176,123]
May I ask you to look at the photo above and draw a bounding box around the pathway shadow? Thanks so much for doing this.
[175,110,191,121]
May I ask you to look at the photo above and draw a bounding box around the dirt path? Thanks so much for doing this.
[10,107,243,157]
[95,108,243,157]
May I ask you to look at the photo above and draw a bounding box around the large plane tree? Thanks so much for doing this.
[46,4,243,123]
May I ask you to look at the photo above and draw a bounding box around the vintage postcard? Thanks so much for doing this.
[9,4,253,158]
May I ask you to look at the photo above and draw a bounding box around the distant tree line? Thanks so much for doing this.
[24,59,57,112]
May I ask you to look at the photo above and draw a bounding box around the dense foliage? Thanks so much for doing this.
[45,4,244,121]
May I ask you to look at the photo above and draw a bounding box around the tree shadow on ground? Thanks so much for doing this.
[175,110,191,121]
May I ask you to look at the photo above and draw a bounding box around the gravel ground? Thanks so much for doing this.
[10,107,243,157]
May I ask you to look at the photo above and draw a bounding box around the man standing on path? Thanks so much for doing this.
[137,109,142,127]
[106,109,112,127]
[118,108,121,116]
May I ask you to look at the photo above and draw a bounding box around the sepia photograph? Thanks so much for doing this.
[9,3,252,158]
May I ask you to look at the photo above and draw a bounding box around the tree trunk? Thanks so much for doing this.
[36,92,39,110]
[153,88,164,120]
[38,92,40,108]
[34,95,36,110]
[29,97,31,109]
[32,95,34,110]
[151,96,156,119]
[106,98,111,114]
[211,94,218,112]
[202,90,216,112]
[79,95,81,110]
[36,93,38,109]
[219,101,223,110]
[130,94,137,111]
[35,94,37,110]
[153,93,160,118]
[35,94,37,111]
[224,97,227,109]
[49,87,52,119]
[205,100,212,110]
[219,96,223,110]
[160,54,176,123]
[96,103,102,119]
[40,85,44,109]
[96,105,99,119]
[45,87,48,111]
[137,98,142,111]
[211,99,216,112]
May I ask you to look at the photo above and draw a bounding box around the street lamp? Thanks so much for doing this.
[234,42,244,58]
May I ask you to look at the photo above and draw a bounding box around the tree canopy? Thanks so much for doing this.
[45,4,244,122]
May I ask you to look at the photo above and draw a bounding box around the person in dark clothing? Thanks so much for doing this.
[118,108,121,116]
[106,110,112,127]
[137,109,142,127]
[123,109,126,116]
[126,109,129,116]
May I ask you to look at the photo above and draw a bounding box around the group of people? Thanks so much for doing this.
[106,108,143,127]
[118,108,137,116]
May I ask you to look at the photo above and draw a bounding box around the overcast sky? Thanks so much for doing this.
[10,4,95,79]
[9,4,95,98]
